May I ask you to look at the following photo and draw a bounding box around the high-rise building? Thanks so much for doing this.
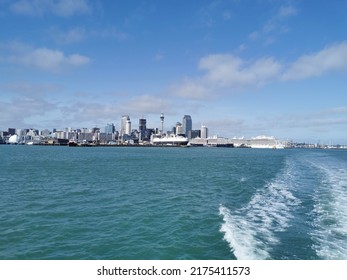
[139,118,146,141]
[121,115,130,136]
[176,122,183,135]
[8,128,16,135]
[105,123,115,134]
[201,125,208,139]
[125,119,131,135]
[182,115,192,138]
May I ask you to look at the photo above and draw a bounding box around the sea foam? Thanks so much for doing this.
[309,156,347,259]
[219,158,299,260]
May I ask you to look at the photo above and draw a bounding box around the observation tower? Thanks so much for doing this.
[160,113,164,135]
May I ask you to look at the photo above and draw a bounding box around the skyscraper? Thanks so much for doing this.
[121,115,130,136]
[176,122,183,135]
[125,119,131,135]
[201,125,208,139]
[182,115,192,138]
[105,123,115,134]
[139,118,146,141]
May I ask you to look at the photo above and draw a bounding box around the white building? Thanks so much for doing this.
[176,122,183,135]
[121,115,130,136]
[125,119,131,135]
[201,125,208,139]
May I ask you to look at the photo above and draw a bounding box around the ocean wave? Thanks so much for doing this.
[219,158,299,260]
[309,156,347,259]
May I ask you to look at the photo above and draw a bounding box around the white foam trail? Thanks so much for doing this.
[309,157,347,259]
[219,205,270,259]
[219,159,299,259]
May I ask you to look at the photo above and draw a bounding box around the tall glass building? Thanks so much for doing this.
[105,123,115,134]
[121,115,130,136]
[139,118,146,141]
[182,115,192,138]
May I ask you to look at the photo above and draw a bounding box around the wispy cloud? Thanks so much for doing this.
[52,27,86,44]
[0,96,57,128]
[172,41,347,100]
[171,54,281,100]
[96,26,128,41]
[282,42,347,80]
[2,41,91,72]
[10,0,92,17]
[171,78,211,100]
[0,82,62,96]
[248,4,298,46]
[277,5,298,19]
[56,94,173,129]
[199,54,282,88]
[119,95,172,115]
[51,26,128,44]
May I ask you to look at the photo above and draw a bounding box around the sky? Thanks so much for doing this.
[1,0,347,144]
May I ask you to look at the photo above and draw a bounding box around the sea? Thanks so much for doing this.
[0,145,346,260]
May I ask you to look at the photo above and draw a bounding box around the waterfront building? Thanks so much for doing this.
[176,122,183,135]
[139,118,147,141]
[189,129,200,139]
[15,129,22,136]
[125,119,131,135]
[27,129,38,138]
[8,128,16,135]
[55,130,66,139]
[121,115,130,136]
[201,125,208,139]
[99,133,115,143]
[78,132,93,142]
[41,129,51,137]
[182,115,192,139]
[105,123,115,134]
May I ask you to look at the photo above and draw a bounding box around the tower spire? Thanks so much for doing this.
[160,112,164,135]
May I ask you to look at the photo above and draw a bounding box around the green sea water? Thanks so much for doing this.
[0,145,346,259]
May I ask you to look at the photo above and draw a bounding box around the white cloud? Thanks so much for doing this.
[96,26,128,41]
[248,4,298,46]
[10,0,91,17]
[199,54,282,88]
[54,27,86,44]
[52,26,128,44]
[171,78,211,100]
[1,82,62,95]
[172,41,347,101]
[54,0,91,17]
[0,97,57,128]
[120,95,172,115]
[172,55,282,100]
[7,45,90,71]
[282,42,347,80]
[277,5,298,19]
[55,94,173,129]
[172,54,282,100]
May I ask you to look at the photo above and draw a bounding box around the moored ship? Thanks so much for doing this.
[152,135,189,146]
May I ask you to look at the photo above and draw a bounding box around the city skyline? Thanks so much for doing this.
[1,113,196,136]
[1,1,347,144]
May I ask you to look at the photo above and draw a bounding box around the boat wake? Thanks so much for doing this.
[219,159,299,259]
[308,156,347,259]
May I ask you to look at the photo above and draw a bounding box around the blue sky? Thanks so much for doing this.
[1,0,347,144]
